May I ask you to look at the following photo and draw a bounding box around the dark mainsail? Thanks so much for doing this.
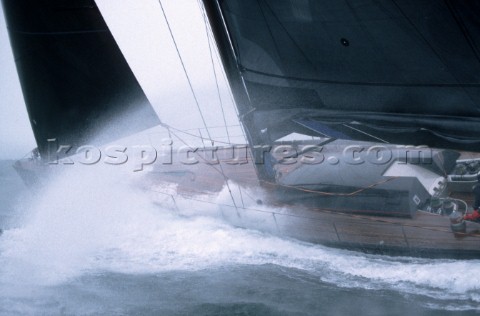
[202,0,480,152]
[2,0,160,159]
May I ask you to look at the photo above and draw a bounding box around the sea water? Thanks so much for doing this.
[0,160,479,315]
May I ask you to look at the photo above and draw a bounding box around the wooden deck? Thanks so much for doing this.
[144,148,480,259]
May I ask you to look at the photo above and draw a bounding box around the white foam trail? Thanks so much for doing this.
[0,163,479,310]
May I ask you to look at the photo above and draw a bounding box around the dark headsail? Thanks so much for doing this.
[2,0,160,159]
[202,0,480,152]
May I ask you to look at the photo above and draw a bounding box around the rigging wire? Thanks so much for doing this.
[209,28,240,115]
[149,186,480,239]
[197,0,231,144]
[157,0,213,142]
[238,185,246,209]
[184,124,241,132]
[156,0,245,214]
[167,126,242,217]
[196,1,247,141]
[260,177,400,197]
[198,128,206,148]
[165,124,234,145]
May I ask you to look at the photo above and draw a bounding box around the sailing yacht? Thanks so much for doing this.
[4,0,480,258]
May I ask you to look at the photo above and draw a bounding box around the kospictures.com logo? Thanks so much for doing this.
[45,139,433,172]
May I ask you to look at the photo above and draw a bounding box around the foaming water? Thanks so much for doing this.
[0,164,479,311]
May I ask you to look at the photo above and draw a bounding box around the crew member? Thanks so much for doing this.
[464,174,480,221]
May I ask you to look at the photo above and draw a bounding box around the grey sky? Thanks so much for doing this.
[0,0,240,159]
[0,4,35,159]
